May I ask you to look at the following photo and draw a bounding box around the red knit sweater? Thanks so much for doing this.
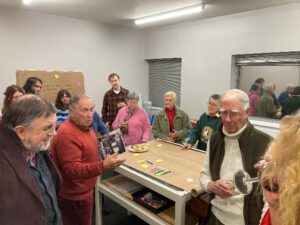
[51,119,104,201]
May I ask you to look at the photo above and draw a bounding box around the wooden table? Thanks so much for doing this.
[95,139,206,225]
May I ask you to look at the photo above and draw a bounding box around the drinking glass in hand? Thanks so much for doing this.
[234,161,276,195]
[223,180,235,206]
[224,180,235,194]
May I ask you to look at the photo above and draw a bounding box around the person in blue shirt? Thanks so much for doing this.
[92,111,109,139]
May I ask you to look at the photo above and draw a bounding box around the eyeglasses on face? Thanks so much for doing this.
[26,124,56,135]
[207,102,219,107]
[261,178,279,193]
[219,108,243,118]
[42,126,56,135]
[259,161,279,193]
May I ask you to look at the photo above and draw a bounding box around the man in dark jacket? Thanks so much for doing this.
[282,86,300,117]
[0,94,62,225]
[200,89,272,225]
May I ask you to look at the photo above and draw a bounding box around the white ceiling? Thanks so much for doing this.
[1,0,300,27]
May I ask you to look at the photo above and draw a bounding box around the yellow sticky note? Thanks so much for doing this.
[156,159,163,163]
[157,144,163,147]
[141,164,149,168]
[133,153,140,157]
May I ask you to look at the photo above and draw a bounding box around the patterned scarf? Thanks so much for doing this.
[120,106,138,134]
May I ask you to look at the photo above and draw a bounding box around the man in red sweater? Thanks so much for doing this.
[51,94,126,225]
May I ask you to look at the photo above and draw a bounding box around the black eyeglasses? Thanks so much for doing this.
[261,177,279,193]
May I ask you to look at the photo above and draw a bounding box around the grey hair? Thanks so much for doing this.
[1,94,55,130]
[127,91,139,102]
[69,94,93,109]
[164,91,177,102]
[222,89,249,110]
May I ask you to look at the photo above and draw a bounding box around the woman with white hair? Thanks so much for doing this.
[112,90,151,145]
[152,91,190,143]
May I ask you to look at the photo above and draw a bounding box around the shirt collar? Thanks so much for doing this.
[113,89,120,94]
[70,118,92,131]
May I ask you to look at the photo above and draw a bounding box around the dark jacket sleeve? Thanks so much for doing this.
[101,93,109,123]
[188,114,203,145]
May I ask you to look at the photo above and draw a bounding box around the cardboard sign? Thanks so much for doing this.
[16,70,85,103]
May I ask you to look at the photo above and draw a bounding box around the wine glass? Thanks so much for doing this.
[233,161,274,195]
[233,170,258,195]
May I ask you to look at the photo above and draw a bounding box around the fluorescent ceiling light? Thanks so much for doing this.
[135,4,204,25]
[23,0,33,5]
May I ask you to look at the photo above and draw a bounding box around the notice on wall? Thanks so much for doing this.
[16,70,85,103]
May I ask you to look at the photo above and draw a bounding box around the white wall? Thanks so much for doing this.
[0,6,148,112]
[144,3,300,119]
[3,3,300,119]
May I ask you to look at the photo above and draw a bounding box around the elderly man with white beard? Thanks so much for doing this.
[0,94,62,225]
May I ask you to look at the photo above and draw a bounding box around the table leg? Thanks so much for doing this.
[175,198,186,225]
[95,185,103,225]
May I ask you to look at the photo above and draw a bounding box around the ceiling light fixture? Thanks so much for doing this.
[135,4,204,25]
[23,0,33,5]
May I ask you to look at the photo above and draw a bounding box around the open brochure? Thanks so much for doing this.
[98,128,126,160]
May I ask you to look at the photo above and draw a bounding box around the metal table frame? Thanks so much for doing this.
[95,164,192,225]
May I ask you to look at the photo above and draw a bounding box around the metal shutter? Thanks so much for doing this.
[147,58,182,107]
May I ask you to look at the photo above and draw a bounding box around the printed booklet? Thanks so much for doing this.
[98,128,126,160]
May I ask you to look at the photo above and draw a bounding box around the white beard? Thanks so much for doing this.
[23,136,53,153]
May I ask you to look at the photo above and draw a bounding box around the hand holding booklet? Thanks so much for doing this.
[98,128,126,160]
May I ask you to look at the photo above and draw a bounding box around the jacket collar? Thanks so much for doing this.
[158,105,182,117]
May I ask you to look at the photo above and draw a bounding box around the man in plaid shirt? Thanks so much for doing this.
[101,73,129,129]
